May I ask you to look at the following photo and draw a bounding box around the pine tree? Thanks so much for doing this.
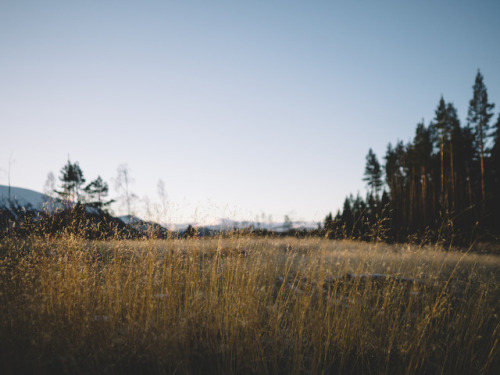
[323,212,334,235]
[384,141,406,237]
[84,176,113,211]
[490,114,500,192]
[363,148,383,199]
[490,113,500,229]
[446,103,461,211]
[467,70,495,206]
[431,96,449,208]
[407,122,434,227]
[341,197,354,237]
[57,160,86,203]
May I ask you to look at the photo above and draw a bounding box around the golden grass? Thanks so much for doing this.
[0,234,499,374]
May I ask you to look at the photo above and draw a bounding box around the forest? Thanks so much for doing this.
[324,70,500,244]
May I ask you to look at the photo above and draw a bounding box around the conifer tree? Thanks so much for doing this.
[363,148,383,199]
[384,141,406,236]
[407,122,434,226]
[57,160,85,203]
[431,97,449,207]
[341,197,354,237]
[490,113,500,229]
[84,176,114,211]
[491,113,500,189]
[446,103,461,211]
[467,70,495,205]
[323,212,334,234]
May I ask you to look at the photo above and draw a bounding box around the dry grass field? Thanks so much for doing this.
[1,234,499,374]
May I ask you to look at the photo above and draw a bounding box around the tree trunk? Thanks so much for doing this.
[440,135,444,209]
[480,140,486,213]
[421,167,426,225]
[450,134,455,212]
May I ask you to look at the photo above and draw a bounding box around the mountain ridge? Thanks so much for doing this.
[0,185,320,236]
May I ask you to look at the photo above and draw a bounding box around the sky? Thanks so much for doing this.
[1,0,500,224]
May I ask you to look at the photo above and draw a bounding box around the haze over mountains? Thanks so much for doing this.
[0,185,319,234]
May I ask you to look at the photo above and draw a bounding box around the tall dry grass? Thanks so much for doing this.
[0,233,499,374]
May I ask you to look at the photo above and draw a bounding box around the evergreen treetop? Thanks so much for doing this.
[363,148,383,199]
[57,160,85,203]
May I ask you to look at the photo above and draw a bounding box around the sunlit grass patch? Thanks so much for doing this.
[0,235,499,374]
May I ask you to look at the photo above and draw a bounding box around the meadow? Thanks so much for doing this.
[0,234,499,374]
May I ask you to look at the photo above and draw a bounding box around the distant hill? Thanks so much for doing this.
[1,185,320,238]
[182,218,320,234]
[0,185,140,239]
[0,185,64,212]
[117,215,168,237]
[167,218,320,237]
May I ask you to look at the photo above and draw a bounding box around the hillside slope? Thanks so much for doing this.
[0,185,63,212]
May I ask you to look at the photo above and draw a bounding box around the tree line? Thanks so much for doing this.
[324,70,500,244]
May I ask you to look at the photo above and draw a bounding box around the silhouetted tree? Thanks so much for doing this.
[363,148,383,199]
[445,103,461,211]
[489,113,500,230]
[84,176,114,211]
[467,70,495,207]
[384,141,407,237]
[431,97,452,209]
[57,160,85,203]
[341,197,354,237]
[324,212,334,236]
[407,121,434,226]
[491,113,500,187]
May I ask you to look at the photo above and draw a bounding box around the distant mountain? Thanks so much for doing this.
[121,216,320,235]
[0,185,64,212]
[167,218,320,236]
[118,215,168,237]
[0,185,136,239]
[1,185,320,238]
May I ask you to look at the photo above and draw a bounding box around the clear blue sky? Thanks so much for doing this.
[1,0,500,224]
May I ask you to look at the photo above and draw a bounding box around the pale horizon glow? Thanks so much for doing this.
[1,1,500,224]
